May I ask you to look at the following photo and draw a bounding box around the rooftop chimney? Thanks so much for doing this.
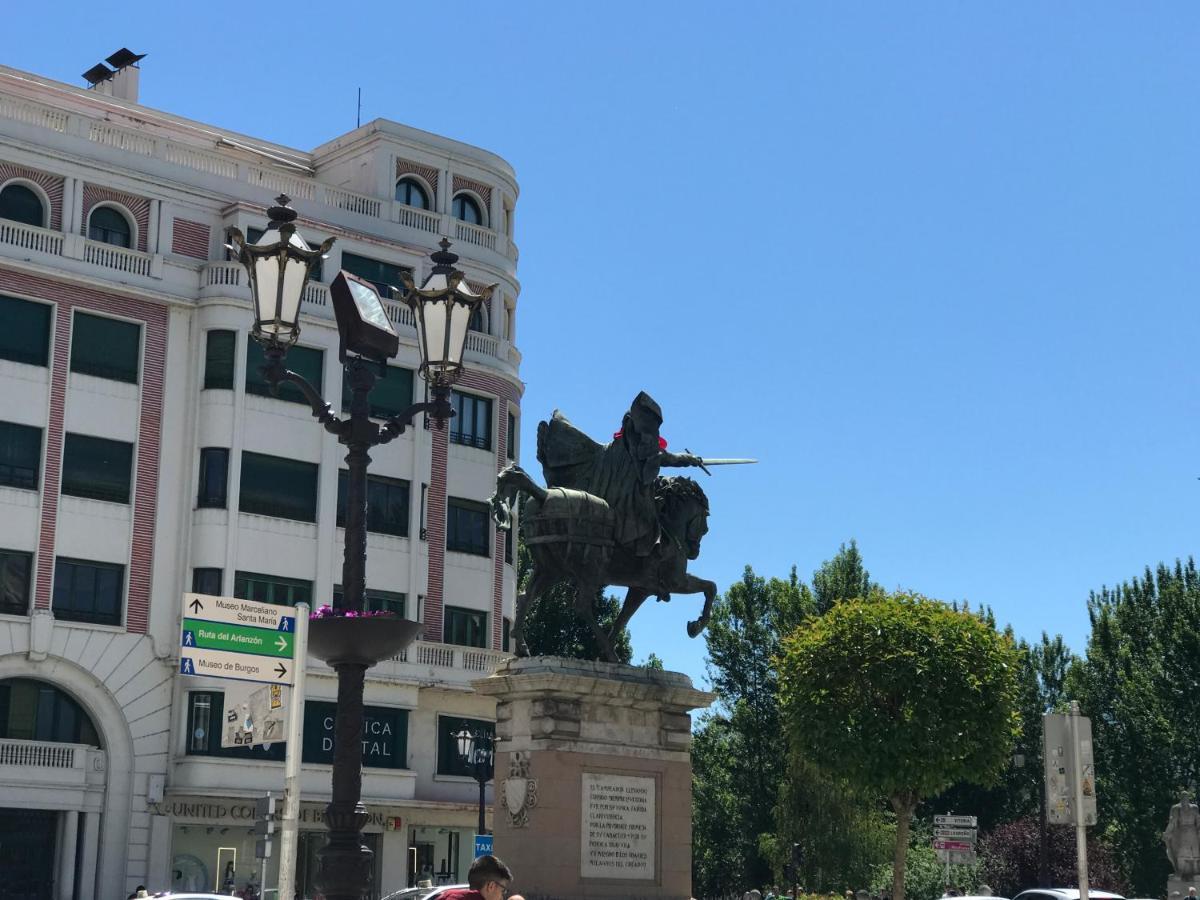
[81,48,145,103]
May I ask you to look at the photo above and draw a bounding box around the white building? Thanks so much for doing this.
[0,54,521,899]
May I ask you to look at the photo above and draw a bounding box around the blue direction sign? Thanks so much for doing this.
[474,834,493,858]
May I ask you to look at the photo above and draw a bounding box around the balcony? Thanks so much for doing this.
[0,739,106,790]
[304,639,510,688]
[0,218,160,280]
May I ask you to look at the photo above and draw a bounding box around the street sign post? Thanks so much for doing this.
[179,593,295,686]
[933,827,977,841]
[933,840,973,851]
[934,815,977,828]
[1044,702,1095,900]
[933,814,978,871]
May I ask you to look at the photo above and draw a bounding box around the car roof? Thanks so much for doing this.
[1014,890,1124,900]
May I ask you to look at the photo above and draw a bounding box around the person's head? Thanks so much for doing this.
[1188,889,1196,898]
[467,854,513,900]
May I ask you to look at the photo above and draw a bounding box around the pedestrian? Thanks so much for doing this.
[437,854,514,900]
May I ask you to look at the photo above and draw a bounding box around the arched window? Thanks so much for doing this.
[0,679,102,746]
[395,178,429,210]
[88,205,132,248]
[452,193,483,226]
[0,183,45,228]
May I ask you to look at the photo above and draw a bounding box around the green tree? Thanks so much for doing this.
[1066,558,1200,894]
[778,591,1021,900]
[692,715,748,896]
[514,536,632,662]
[693,565,812,893]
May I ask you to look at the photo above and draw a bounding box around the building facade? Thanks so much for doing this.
[0,59,521,899]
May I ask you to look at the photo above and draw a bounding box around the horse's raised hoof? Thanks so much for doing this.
[687,619,703,638]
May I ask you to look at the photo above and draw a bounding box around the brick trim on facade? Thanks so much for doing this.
[0,162,64,230]
[424,370,522,649]
[396,159,439,196]
[170,217,211,259]
[0,266,167,635]
[451,175,492,209]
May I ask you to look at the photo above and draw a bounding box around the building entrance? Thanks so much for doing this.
[0,807,57,900]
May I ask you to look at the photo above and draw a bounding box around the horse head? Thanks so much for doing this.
[655,476,710,561]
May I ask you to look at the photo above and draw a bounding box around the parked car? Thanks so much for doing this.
[1014,889,1125,900]
[382,884,469,900]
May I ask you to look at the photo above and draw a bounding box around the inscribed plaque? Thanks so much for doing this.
[581,773,656,880]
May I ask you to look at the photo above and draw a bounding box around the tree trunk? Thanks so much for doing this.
[891,793,915,900]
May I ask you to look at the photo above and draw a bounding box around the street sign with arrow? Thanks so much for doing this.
[179,593,296,685]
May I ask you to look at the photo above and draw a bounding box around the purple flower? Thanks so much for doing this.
[309,604,397,620]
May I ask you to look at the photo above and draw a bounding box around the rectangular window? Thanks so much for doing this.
[341,252,410,300]
[332,587,406,616]
[185,691,284,761]
[191,567,223,595]
[302,701,408,769]
[197,448,229,508]
[70,312,140,384]
[234,571,312,607]
[341,365,413,419]
[0,421,42,491]
[502,617,510,653]
[436,715,494,776]
[336,472,410,537]
[239,452,318,522]
[450,391,492,450]
[0,549,32,616]
[446,498,489,557]
[61,433,133,504]
[245,343,323,406]
[52,557,123,626]
[0,295,51,367]
[507,411,516,459]
[203,330,235,390]
[443,606,487,648]
[505,526,513,565]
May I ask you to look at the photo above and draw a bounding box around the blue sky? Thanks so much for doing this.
[12,3,1200,690]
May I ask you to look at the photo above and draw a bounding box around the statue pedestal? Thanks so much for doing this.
[472,657,714,900]
[1168,876,1200,899]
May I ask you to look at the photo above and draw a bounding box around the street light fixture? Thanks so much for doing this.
[229,196,493,900]
[455,727,495,837]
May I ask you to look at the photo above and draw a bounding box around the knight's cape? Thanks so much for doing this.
[536,410,604,491]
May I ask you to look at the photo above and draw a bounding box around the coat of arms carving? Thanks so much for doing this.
[503,751,538,828]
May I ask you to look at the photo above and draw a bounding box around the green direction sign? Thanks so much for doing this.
[182,618,294,658]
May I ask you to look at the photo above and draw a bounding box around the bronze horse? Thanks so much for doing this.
[490,463,718,663]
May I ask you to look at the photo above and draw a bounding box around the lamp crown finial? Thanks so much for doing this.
[430,238,459,273]
[266,195,298,228]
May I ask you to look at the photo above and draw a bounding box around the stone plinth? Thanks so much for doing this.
[472,657,714,900]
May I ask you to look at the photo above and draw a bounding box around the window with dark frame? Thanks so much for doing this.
[239,452,318,522]
[0,679,101,746]
[449,391,492,450]
[0,549,32,616]
[0,183,45,228]
[0,295,51,367]
[507,411,516,459]
[436,714,494,776]
[51,557,123,626]
[332,587,406,617]
[341,252,411,300]
[341,365,413,419]
[203,330,235,390]
[245,342,323,406]
[191,567,223,595]
[0,421,42,491]
[70,312,141,384]
[443,606,487,648]
[233,571,312,607]
[446,498,489,557]
[336,471,410,537]
[197,448,229,509]
[87,206,132,248]
[394,178,429,210]
[61,434,133,504]
[502,617,510,653]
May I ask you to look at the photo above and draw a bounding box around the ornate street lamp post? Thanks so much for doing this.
[229,196,492,900]
[455,727,495,837]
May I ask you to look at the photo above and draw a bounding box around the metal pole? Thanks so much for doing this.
[277,602,309,900]
[478,772,487,836]
[1070,701,1089,900]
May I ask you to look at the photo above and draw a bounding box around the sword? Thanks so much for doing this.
[685,448,757,476]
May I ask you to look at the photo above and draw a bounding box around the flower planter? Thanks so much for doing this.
[307,616,423,667]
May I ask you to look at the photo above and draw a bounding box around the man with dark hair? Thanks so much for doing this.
[439,855,513,900]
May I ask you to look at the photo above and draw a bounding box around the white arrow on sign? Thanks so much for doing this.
[275,635,288,652]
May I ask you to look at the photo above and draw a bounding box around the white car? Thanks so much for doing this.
[1013,889,1125,900]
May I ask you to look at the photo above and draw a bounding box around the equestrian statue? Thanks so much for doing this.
[490,391,752,663]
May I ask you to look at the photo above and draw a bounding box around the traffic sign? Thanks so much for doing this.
[1044,710,1097,827]
[934,814,977,828]
[474,834,493,858]
[183,593,296,633]
[180,593,296,686]
[933,827,977,841]
[936,848,977,865]
[933,840,973,851]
